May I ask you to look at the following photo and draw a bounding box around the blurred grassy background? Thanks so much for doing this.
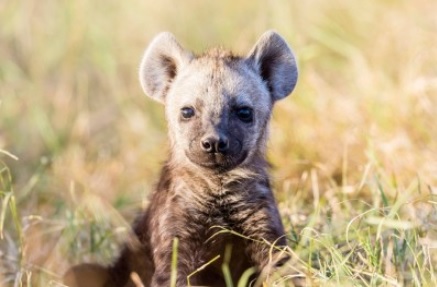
[0,0,436,286]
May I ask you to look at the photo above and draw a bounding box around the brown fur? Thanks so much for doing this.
[64,31,298,287]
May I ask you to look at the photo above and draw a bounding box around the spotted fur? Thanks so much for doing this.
[64,31,298,287]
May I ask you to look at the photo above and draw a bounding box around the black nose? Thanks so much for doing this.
[201,136,229,154]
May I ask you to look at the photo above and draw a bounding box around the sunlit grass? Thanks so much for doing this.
[1,0,436,286]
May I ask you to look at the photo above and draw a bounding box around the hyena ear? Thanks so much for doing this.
[139,32,193,103]
[247,31,298,101]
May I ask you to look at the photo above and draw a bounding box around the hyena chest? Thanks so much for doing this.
[183,187,250,238]
[180,190,254,280]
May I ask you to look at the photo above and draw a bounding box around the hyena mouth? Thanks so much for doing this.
[197,153,248,171]
[185,145,248,171]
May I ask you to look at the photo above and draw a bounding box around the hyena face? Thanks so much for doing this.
[140,31,298,171]
[165,55,273,170]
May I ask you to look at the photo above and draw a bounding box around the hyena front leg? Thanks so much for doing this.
[150,238,203,287]
[239,202,290,271]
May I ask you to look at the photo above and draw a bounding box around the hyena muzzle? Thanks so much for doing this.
[64,30,298,287]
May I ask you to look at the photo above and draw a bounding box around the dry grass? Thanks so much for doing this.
[1,0,436,286]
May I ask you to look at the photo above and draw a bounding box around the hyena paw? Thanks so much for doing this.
[63,263,110,287]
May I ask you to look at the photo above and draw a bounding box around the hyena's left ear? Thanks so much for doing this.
[139,32,193,104]
[247,31,298,101]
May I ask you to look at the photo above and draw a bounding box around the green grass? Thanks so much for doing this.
[1,0,436,286]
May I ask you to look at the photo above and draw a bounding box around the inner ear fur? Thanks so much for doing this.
[247,31,298,101]
[139,32,193,103]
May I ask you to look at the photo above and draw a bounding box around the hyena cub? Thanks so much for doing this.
[64,31,298,287]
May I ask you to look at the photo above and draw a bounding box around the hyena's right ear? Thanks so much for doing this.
[139,32,193,103]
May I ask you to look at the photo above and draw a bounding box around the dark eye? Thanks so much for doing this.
[236,107,253,123]
[181,107,195,119]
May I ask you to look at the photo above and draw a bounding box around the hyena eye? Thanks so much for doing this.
[235,107,253,123]
[181,107,195,119]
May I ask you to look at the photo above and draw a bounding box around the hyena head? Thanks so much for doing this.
[139,31,298,172]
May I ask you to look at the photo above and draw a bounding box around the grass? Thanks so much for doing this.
[1,0,436,286]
